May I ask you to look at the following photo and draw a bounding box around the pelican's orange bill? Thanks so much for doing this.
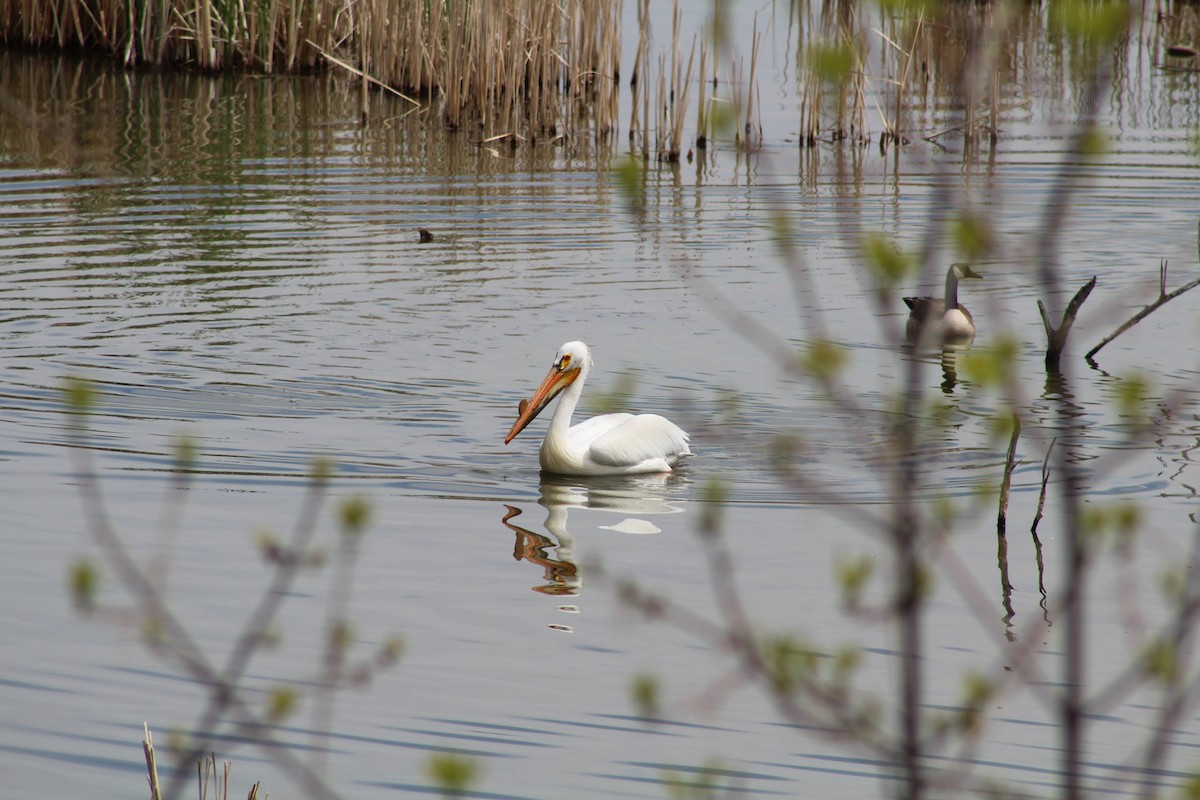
[504,365,580,444]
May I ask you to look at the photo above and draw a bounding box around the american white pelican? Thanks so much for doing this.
[904,263,982,344]
[503,341,692,476]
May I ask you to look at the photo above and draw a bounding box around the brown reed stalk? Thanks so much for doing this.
[629,0,650,149]
[655,0,696,161]
[197,0,215,68]
[989,64,999,145]
[669,36,697,160]
[662,52,672,158]
[745,16,763,148]
[579,0,621,135]
[890,12,923,147]
[442,0,462,127]
[534,0,558,135]
[642,44,651,156]
[696,24,710,148]
[730,55,743,148]
[358,7,368,125]
[851,35,868,143]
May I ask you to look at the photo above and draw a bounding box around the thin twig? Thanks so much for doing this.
[66,408,342,800]
[1085,260,1200,361]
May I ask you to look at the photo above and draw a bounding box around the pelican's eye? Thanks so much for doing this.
[559,354,572,369]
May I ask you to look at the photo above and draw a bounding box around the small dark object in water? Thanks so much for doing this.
[1166,44,1198,59]
[418,228,434,243]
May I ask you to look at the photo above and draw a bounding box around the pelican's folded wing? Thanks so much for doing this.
[588,414,691,469]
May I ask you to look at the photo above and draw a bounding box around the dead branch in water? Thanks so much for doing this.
[997,413,1021,538]
[1085,259,1200,362]
[1038,276,1097,370]
[996,413,1021,636]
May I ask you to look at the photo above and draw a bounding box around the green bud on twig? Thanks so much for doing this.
[1143,639,1178,685]
[68,558,99,613]
[339,495,371,537]
[807,41,855,85]
[801,340,847,382]
[953,214,994,262]
[63,376,95,417]
[613,156,646,211]
[266,685,298,722]
[426,752,479,797]
[173,437,197,471]
[862,234,913,286]
[697,478,727,539]
[631,672,660,719]
[309,457,334,483]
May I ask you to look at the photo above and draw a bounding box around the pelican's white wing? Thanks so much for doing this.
[567,412,634,447]
[586,414,692,470]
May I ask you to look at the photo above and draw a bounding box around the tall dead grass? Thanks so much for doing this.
[0,0,339,71]
[0,0,622,138]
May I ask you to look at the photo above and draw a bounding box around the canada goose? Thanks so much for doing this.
[903,263,982,344]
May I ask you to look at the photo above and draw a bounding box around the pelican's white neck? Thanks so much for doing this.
[547,360,588,439]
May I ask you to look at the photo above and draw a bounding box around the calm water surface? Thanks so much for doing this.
[3,4,1200,797]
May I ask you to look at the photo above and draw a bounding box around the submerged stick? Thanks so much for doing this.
[997,413,1021,637]
[1085,259,1200,362]
[1031,437,1054,621]
[997,412,1021,537]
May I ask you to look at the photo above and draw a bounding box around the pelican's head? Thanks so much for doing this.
[504,341,592,444]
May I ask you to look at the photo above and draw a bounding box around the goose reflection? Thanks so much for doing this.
[501,473,687,615]
[938,344,971,393]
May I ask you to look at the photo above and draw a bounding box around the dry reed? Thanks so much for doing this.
[744,17,763,149]
[727,15,763,153]
[0,0,622,140]
[629,0,651,152]
[695,25,711,149]
[654,0,696,161]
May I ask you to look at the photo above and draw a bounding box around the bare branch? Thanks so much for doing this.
[1085,260,1200,362]
[1039,276,1097,369]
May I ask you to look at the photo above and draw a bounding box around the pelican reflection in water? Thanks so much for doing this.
[501,474,686,618]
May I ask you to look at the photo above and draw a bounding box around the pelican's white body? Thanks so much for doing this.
[540,408,689,475]
[508,342,692,476]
